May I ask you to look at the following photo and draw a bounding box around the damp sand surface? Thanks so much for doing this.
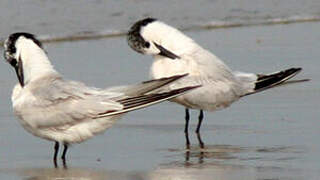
[0,19,319,180]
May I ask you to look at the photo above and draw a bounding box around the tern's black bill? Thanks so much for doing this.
[154,43,180,59]
[14,57,24,87]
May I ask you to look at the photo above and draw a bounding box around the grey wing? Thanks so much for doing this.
[188,47,236,82]
[20,78,124,129]
[104,74,188,97]
[20,75,197,128]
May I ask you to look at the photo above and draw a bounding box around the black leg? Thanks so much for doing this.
[53,142,59,168]
[196,110,205,148]
[198,150,204,164]
[61,143,68,168]
[61,144,68,160]
[184,108,190,148]
[196,131,205,148]
[184,108,190,134]
[196,110,204,134]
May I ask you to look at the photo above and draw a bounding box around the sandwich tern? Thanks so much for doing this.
[3,32,199,167]
[127,18,307,147]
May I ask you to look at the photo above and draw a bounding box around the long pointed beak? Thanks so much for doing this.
[14,58,24,87]
[154,43,180,60]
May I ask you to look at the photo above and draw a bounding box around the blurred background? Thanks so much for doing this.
[0,1,319,180]
[0,0,319,42]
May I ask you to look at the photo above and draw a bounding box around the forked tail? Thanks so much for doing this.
[243,67,307,96]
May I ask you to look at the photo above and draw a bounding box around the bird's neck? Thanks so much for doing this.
[20,45,59,85]
[143,22,199,54]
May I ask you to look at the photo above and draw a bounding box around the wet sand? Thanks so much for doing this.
[0,22,319,179]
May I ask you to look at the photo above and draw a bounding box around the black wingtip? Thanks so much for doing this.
[118,85,201,109]
[95,85,201,118]
[254,67,303,91]
[285,67,302,75]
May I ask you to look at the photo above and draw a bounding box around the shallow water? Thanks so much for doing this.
[0,7,319,180]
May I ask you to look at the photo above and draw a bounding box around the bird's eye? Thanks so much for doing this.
[9,58,17,67]
[144,42,150,48]
[4,51,17,67]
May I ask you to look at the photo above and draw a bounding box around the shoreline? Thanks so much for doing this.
[0,17,319,46]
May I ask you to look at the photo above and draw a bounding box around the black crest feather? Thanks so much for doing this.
[5,32,42,56]
[127,18,157,53]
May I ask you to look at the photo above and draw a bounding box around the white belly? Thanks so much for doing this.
[150,58,240,111]
[17,115,121,144]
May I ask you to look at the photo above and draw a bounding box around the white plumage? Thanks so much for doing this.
[127,18,304,147]
[4,32,198,166]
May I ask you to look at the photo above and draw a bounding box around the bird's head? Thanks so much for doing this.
[127,18,180,60]
[4,32,54,87]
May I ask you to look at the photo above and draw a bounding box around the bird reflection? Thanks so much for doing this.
[11,145,303,180]
[152,145,251,180]
[184,144,242,167]
[167,143,304,171]
[151,144,304,180]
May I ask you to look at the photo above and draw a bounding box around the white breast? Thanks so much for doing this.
[150,54,242,111]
